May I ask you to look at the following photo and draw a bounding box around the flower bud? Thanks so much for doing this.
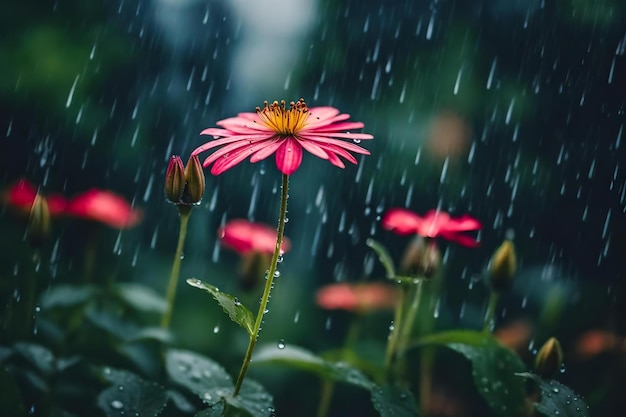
[181,155,205,205]
[488,240,517,292]
[165,155,185,203]
[534,337,563,378]
[400,236,441,278]
[27,193,50,247]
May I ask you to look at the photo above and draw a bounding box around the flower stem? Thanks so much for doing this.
[161,207,191,329]
[483,291,500,333]
[233,174,289,396]
[397,278,424,354]
[384,283,407,376]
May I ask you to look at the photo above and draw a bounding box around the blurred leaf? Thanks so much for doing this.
[166,349,233,405]
[366,239,396,279]
[416,330,526,417]
[371,385,419,417]
[167,390,196,413]
[225,379,274,417]
[115,283,167,313]
[56,356,82,372]
[518,373,590,417]
[85,306,139,340]
[13,342,55,376]
[125,326,173,343]
[98,368,167,417]
[195,401,224,417]
[0,368,28,417]
[40,284,97,309]
[253,344,374,390]
[0,345,12,361]
[187,278,255,337]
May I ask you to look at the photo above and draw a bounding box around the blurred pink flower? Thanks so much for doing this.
[2,179,66,215]
[382,208,481,247]
[192,98,373,175]
[219,219,291,255]
[316,283,398,312]
[65,189,142,229]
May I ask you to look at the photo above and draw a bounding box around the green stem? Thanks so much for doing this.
[21,252,41,339]
[397,278,424,355]
[233,174,290,396]
[161,207,191,328]
[483,291,500,333]
[316,379,335,417]
[384,283,407,375]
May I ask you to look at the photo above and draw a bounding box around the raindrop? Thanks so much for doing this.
[234,297,241,306]
[213,325,220,334]
[110,400,124,410]
[277,339,286,349]
[273,270,281,278]
[293,310,300,323]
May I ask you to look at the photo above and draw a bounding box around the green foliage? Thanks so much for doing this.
[366,238,397,279]
[518,373,590,417]
[115,283,168,313]
[416,330,527,417]
[371,385,419,417]
[187,278,255,337]
[97,368,167,417]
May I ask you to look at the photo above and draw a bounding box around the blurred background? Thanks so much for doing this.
[1,0,625,416]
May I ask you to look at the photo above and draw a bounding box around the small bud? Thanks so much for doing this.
[27,193,51,247]
[534,337,563,378]
[165,155,185,203]
[181,155,205,205]
[400,236,441,278]
[488,240,517,292]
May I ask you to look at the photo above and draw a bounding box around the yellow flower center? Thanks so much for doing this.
[256,98,310,136]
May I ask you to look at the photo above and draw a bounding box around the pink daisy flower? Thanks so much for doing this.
[65,189,142,229]
[382,208,482,247]
[315,283,398,312]
[192,98,373,175]
[218,219,291,255]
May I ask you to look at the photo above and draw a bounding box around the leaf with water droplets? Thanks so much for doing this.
[252,344,374,390]
[366,238,397,279]
[371,384,419,417]
[115,282,168,313]
[224,379,274,417]
[416,330,526,417]
[518,373,590,417]
[97,368,167,417]
[186,278,255,337]
[165,349,233,406]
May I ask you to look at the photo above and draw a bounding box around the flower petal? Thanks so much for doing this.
[193,134,275,156]
[275,138,303,175]
[381,208,424,235]
[298,135,372,154]
[441,215,482,232]
[306,106,341,121]
[298,140,330,160]
[210,146,256,175]
[439,230,480,247]
[249,139,284,163]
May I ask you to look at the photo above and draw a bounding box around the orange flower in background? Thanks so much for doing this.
[2,179,66,215]
[316,283,398,312]
[193,99,373,175]
[574,330,626,358]
[382,208,481,247]
[65,189,142,229]
[219,219,291,254]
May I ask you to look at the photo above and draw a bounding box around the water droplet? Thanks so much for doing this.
[353,139,361,143]
[277,254,284,263]
[213,325,220,333]
[284,217,289,223]
[553,387,560,393]
[110,400,124,410]
[277,339,286,349]
[234,297,241,306]
[273,270,281,278]
[117,385,124,391]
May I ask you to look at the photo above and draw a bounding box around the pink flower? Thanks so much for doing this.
[382,208,481,247]
[316,283,398,312]
[2,179,66,215]
[65,189,142,229]
[192,98,373,175]
[219,219,291,254]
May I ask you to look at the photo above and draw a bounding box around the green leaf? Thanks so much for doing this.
[165,349,233,405]
[98,368,167,417]
[416,330,526,417]
[371,385,419,417]
[253,344,374,390]
[366,238,396,279]
[40,284,96,309]
[0,368,28,417]
[195,402,224,417]
[13,342,55,376]
[125,326,173,343]
[116,282,168,313]
[518,373,590,417]
[187,278,255,337]
[224,379,274,417]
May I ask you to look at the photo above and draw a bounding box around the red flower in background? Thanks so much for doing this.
[382,208,481,247]
[316,283,398,312]
[219,219,291,254]
[65,189,142,229]
[3,180,141,229]
[2,179,66,215]
[193,98,373,175]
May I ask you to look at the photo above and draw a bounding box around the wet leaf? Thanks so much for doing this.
[518,373,590,417]
[195,402,224,417]
[165,349,233,406]
[416,330,526,417]
[97,368,167,417]
[224,379,274,417]
[371,384,419,417]
[366,238,396,279]
[40,284,96,309]
[116,282,168,313]
[13,342,55,376]
[187,278,255,337]
[253,344,374,390]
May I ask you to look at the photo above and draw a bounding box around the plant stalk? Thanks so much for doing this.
[233,174,289,395]
[397,278,424,354]
[384,283,407,375]
[483,291,500,333]
[161,207,191,328]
